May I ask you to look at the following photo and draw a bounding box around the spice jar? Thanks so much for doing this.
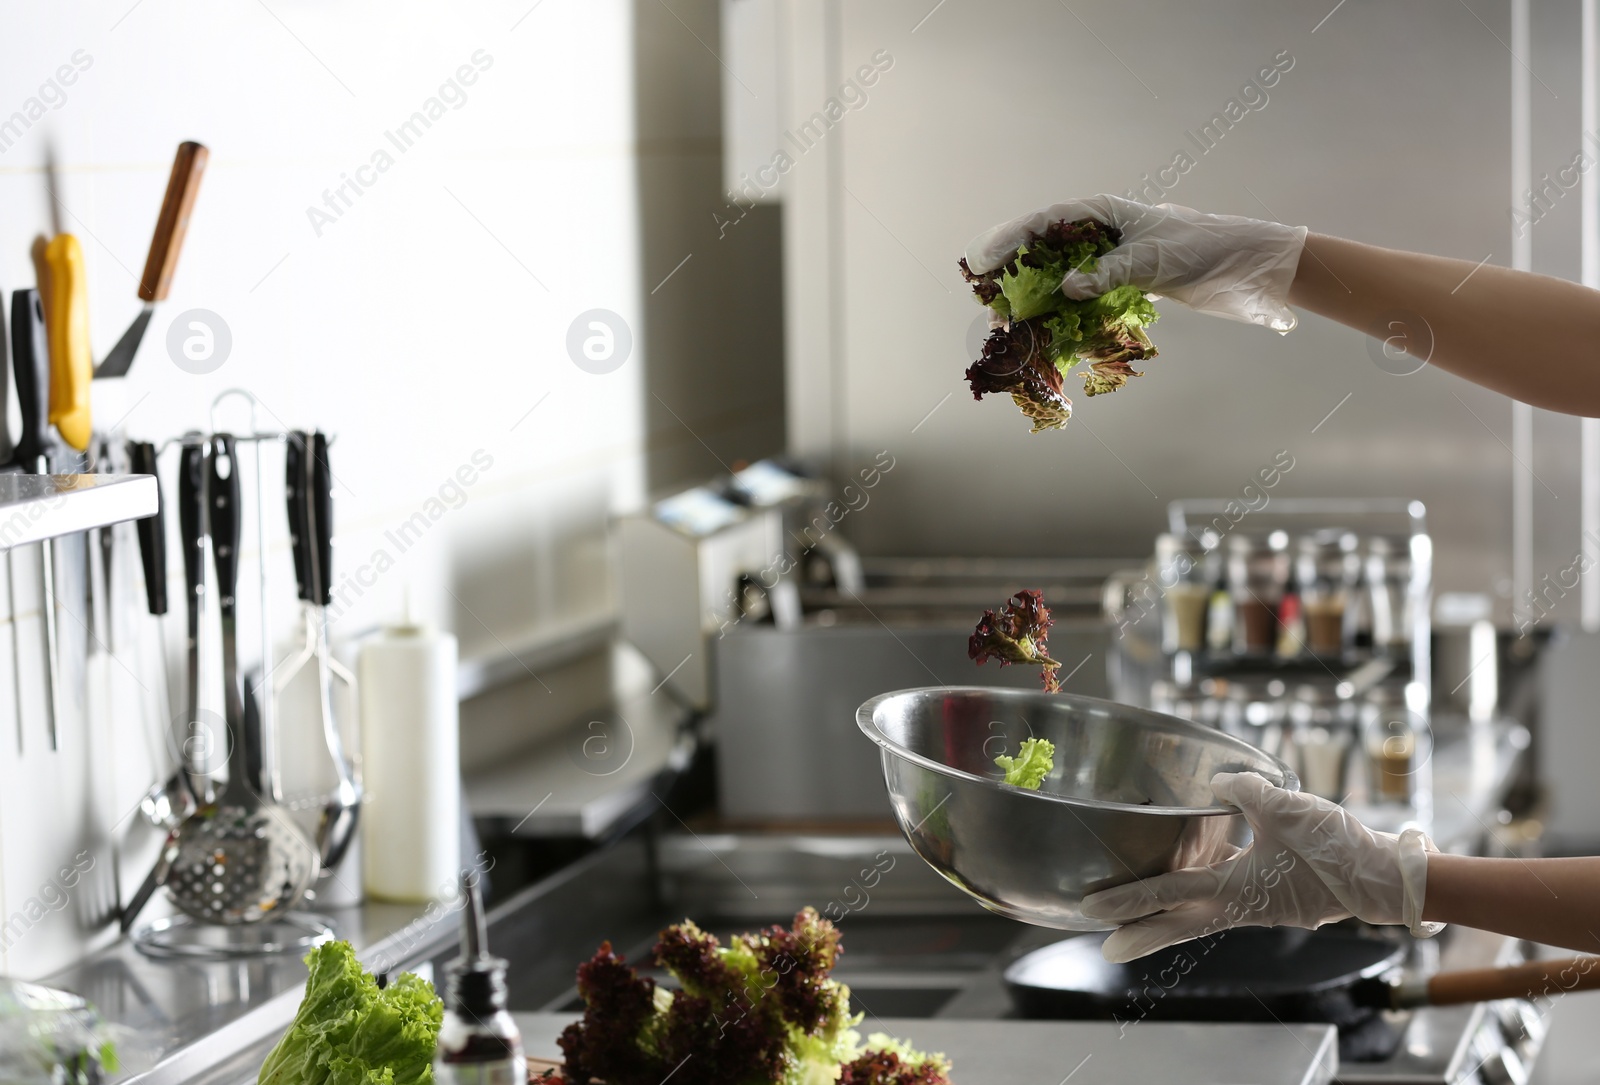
[1298,530,1360,658]
[1288,684,1355,800]
[1155,533,1210,655]
[1227,533,1288,655]
[1365,536,1413,656]
[1360,686,1428,805]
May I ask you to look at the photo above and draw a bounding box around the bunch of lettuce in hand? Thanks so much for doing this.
[556,908,952,1085]
[959,219,1159,433]
[258,940,442,1085]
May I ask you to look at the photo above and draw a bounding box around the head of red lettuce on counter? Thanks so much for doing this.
[255,919,951,1085]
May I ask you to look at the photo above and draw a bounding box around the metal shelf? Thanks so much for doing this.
[0,472,158,549]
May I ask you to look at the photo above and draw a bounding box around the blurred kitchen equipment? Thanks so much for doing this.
[8,289,63,747]
[617,469,792,708]
[360,610,459,902]
[162,435,318,924]
[275,431,360,878]
[1005,927,1600,1063]
[855,686,1297,930]
[1434,592,1497,724]
[96,142,208,378]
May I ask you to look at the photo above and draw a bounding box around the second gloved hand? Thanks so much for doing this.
[963,195,1308,332]
[1079,772,1441,964]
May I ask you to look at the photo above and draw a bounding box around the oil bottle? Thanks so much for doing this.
[434,873,526,1084]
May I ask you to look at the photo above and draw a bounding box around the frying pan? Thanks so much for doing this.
[1005,927,1600,1061]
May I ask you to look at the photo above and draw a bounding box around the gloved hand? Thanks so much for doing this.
[963,195,1309,332]
[1079,772,1441,964]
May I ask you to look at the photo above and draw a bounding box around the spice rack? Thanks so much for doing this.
[1104,498,1434,830]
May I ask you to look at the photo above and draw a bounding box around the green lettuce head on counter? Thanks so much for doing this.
[258,940,442,1085]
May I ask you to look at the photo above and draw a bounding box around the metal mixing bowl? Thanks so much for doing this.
[856,686,1299,930]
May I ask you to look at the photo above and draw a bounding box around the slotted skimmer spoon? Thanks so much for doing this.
[164,434,318,924]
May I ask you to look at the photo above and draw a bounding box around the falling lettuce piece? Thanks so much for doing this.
[968,589,1061,692]
[258,941,442,1085]
[995,737,1056,790]
[960,219,1160,431]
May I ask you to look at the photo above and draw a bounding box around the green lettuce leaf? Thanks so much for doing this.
[995,738,1056,790]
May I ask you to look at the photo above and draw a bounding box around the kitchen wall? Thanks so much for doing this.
[0,0,711,979]
[768,0,1593,618]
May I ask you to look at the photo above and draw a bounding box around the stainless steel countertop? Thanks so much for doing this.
[47,897,459,1084]
[517,1013,1340,1084]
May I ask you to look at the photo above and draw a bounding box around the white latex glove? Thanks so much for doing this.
[1079,772,1441,964]
[963,195,1309,332]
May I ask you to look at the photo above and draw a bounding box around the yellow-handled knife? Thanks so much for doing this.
[42,233,91,453]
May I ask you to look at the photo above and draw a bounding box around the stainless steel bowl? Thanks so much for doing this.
[856,686,1299,930]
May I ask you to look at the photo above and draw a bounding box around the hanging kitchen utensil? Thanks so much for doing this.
[176,436,210,801]
[276,430,360,876]
[162,435,318,924]
[130,440,192,828]
[122,438,210,933]
[8,289,63,748]
[97,142,208,379]
[1004,926,1600,1063]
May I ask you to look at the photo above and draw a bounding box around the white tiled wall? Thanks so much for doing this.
[0,0,650,978]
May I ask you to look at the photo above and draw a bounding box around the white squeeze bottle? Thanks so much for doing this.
[359,605,461,901]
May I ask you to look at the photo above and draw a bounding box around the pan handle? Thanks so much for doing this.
[1415,955,1600,1008]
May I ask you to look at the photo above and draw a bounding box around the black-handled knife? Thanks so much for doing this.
[10,288,62,748]
[9,290,49,472]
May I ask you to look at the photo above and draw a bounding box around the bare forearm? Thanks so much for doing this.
[1424,853,1600,953]
[1288,234,1600,416]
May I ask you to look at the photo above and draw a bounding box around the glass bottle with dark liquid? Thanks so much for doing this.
[435,874,526,1085]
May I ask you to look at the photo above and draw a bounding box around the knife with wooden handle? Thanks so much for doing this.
[98,142,209,378]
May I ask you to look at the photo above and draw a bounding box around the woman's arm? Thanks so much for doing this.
[1290,233,1600,416]
[1425,853,1600,953]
